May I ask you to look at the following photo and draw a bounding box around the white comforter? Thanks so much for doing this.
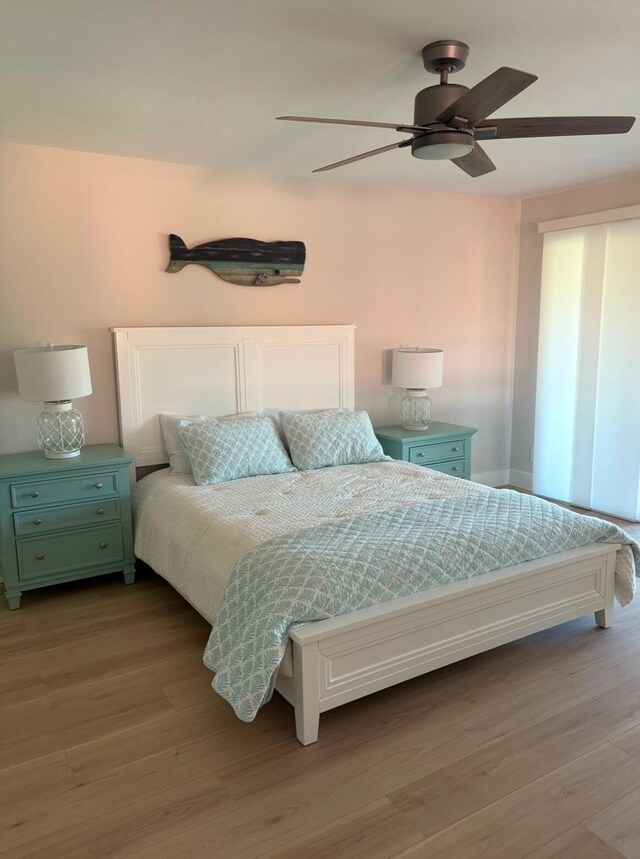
[132,461,490,623]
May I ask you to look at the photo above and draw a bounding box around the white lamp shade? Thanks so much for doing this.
[14,345,92,402]
[392,348,443,389]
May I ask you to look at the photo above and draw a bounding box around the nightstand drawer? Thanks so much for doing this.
[17,523,124,581]
[13,499,120,536]
[426,459,467,477]
[409,439,467,465]
[10,472,118,508]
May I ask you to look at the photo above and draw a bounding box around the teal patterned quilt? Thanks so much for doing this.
[203,489,639,721]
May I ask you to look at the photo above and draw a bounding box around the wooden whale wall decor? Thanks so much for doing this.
[165,235,306,286]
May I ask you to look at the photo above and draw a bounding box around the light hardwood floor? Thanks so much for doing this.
[1,515,639,858]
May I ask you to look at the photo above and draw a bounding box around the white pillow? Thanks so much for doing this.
[159,412,258,474]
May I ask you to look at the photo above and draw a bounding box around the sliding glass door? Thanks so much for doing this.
[533,218,640,521]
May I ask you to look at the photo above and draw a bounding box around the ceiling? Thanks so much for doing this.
[1,0,639,198]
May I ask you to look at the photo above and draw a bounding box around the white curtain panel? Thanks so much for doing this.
[533,218,640,521]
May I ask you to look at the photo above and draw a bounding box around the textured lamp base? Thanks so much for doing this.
[37,402,85,459]
[400,390,433,430]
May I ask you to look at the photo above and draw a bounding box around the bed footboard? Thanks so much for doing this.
[275,543,618,745]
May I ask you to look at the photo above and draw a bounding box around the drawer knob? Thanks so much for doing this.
[96,508,105,515]
[36,553,45,560]
[94,482,104,489]
[99,542,108,549]
[30,491,39,498]
[452,447,460,452]
[32,518,43,526]
[416,452,425,458]
[452,466,460,472]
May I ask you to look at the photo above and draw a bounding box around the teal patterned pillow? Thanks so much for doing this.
[177,417,297,485]
[160,411,258,474]
[281,410,389,471]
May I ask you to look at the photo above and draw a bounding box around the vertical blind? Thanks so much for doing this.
[533,218,640,521]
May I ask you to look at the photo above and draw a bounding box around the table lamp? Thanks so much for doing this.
[392,347,443,430]
[13,345,93,459]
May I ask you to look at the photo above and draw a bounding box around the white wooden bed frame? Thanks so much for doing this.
[112,325,618,745]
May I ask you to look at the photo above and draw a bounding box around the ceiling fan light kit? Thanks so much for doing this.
[411,129,474,160]
[277,39,635,177]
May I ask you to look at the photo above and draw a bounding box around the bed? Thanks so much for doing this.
[113,325,635,745]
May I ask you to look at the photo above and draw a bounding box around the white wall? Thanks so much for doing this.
[0,142,521,483]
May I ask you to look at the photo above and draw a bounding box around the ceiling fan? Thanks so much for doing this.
[276,39,635,177]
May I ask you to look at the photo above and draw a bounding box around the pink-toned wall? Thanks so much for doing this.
[0,142,520,481]
[511,174,640,478]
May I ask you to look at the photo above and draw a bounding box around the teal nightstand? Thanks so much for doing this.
[375,422,477,479]
[0,444,136,609]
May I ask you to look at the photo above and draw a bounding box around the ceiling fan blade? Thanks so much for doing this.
[437,67,537,126]
[312,139,412,173]
[475,115,636,139]
[277,116,429,133]
[451,143,496,177]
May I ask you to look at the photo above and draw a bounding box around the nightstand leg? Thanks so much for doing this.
[5,591,22,610]
[123,566,136,585]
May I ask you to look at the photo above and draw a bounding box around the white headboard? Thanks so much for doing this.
[111,325,355,466]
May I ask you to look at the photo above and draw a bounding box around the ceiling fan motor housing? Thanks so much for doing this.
[413,83,469,127]
[412,83,475,160]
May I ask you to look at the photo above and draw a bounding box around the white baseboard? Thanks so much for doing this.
[508,469,533,491]
[471,469,510,488]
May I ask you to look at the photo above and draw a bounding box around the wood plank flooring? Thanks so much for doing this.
[1,516,639,858]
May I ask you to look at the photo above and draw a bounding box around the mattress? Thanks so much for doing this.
[132,460,490,625]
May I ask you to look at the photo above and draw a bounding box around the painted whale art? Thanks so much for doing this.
[165,235,306,286]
